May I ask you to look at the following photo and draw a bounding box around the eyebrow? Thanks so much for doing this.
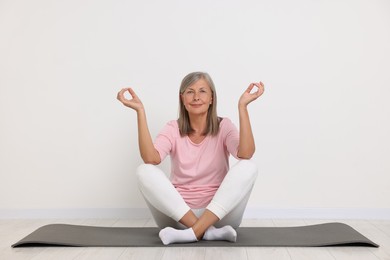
[186,87,207,91]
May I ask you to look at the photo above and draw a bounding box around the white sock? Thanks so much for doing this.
[158,227,198,245]
[203,225,237,242]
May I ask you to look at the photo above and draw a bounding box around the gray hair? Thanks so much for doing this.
[178,72,219,136]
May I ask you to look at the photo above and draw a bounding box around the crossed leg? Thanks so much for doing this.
[136,160,258,245]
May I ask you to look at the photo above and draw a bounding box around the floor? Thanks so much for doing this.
[1,218,389,260]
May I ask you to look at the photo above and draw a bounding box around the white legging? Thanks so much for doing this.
[136,160,258,229]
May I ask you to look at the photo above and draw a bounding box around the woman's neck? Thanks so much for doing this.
[188,113,207,135]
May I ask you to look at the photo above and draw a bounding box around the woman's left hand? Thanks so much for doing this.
[239,82,265,107]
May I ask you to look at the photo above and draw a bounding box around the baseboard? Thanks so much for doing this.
[243,207,390,220]
[1,207,390,219]
[0,208,151,219]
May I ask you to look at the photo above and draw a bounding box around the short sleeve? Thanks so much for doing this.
[153,121,178,162]
[221,118,240,159]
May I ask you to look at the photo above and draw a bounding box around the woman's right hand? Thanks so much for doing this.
[117,88,144,112]
[117,87,160,164]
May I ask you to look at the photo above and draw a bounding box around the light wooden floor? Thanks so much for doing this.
[1,218,389,260]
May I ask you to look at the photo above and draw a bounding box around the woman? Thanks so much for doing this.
[117,72,264,245]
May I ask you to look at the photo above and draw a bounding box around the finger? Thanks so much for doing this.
[257,82,264,90]
[253,82,264,95]
[247,84,263,100]
[258,82,265,94]
[117,88,127,101]
[127,88,139,99]
[252,82,261,88]
[246,83,255,93]
[250,83,263,95]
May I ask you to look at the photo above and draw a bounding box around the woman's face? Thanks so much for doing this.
[181,79,213,116]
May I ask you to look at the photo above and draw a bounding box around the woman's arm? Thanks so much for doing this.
[237,82,265,159]
[117,88,161,165]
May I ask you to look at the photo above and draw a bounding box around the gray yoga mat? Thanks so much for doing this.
[12,222,378,248]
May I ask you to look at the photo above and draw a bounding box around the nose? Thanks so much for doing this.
[193,93,200,101]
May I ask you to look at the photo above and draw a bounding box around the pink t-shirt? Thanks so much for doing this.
[153,117,240,209]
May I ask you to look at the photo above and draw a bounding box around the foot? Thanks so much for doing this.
[158,227,198,245]
[203,225,237,242]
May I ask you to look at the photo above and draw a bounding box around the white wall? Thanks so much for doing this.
[1,0,389,219]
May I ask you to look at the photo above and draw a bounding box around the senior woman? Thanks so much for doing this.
[117,72,264,245]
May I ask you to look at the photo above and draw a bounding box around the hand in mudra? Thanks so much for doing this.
[239,82,265,107]
[117,88,144,111]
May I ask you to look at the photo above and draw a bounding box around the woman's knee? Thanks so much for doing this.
[136,164,162,189]
[236,159,258,182]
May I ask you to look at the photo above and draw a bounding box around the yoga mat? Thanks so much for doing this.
[12,222,379,248]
